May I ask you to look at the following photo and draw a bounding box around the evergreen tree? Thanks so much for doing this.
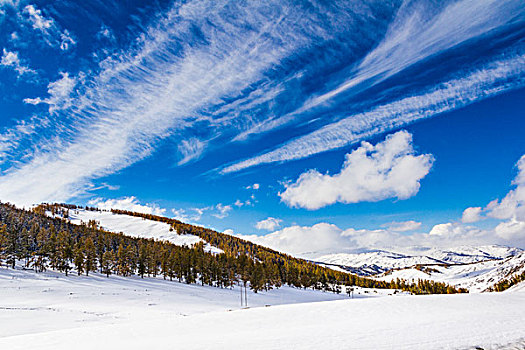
[101,250,115,277]
[83,237,97,276]
[73,243,84,276]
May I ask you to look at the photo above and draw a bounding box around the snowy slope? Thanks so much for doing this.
[0,268,524,350]
[50,209,223,254]
[377,251,525,292]
[0,267,350,339]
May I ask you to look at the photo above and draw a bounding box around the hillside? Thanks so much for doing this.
[0,202,464,295]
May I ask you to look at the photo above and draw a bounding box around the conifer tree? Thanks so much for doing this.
[83,237,97,276]
[73,243,84,276]
[101,250,115,277]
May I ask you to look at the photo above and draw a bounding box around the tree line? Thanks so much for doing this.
[0,202,467,295]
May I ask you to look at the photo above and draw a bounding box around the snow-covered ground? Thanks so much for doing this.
[50,209,223,253]
[0,268,524,349]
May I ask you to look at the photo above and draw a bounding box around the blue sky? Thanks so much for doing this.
[1,0,524,253]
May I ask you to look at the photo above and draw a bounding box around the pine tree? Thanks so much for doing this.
[57,231,73,276]
[73,243,84,276]
[101,250,115,277]
[84,237,97,276]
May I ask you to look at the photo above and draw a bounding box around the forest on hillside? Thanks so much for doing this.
[0,202,467,295]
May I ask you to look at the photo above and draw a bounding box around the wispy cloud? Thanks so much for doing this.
[1,0,524,207]
[0,0,337,205]
[22,4,76,50]
[223,52,525,173]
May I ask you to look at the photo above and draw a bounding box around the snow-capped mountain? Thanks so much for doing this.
[377,251,525,292]
[315,246,525,292]
[315,245,521,276]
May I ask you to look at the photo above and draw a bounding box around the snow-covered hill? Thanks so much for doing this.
[48,208,223,254]
[1,267,524,350]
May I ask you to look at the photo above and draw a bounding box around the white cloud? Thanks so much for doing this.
[24,72,78,113]
[239,154,525,257]
[213,203,232,219]
[0,0,329,206]
[97,25,114,41]
[255,217,282,231]
[454,155,525,242]
[22,4,76,50]
[385,220,421,232]
[462,207,483,223]
[88,196,166,216]
[177,138,206,165]
[23,4,53,31]
[240,223,348,258]
[0,49,35,77]
[485,155,525,222]
[222,52,525,174]
[172,202,233,221]
[238,220,514,259]
[494,219,525,240]
[245,183,260,190]
[223,229,234,236]
[60,30,76,51]
[279,131,433,210]
[171,207,206,223]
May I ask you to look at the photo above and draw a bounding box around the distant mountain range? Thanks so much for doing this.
[314,246,525,292]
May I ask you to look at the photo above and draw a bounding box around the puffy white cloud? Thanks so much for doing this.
[494,219,525,240]
[461,206,483,223]
[485,155,525,222]
[223,229,234,236]
[385,220,421,232]
[0,49,35,77]
[24,72,78,113]
[246,183,260,190]
[280,131,433,210]
[238,220,514,259]
[255,217,282,231]
[88,196,166,216]
[455,155,525,243]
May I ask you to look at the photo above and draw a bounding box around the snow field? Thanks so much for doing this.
[0,268,524,350]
